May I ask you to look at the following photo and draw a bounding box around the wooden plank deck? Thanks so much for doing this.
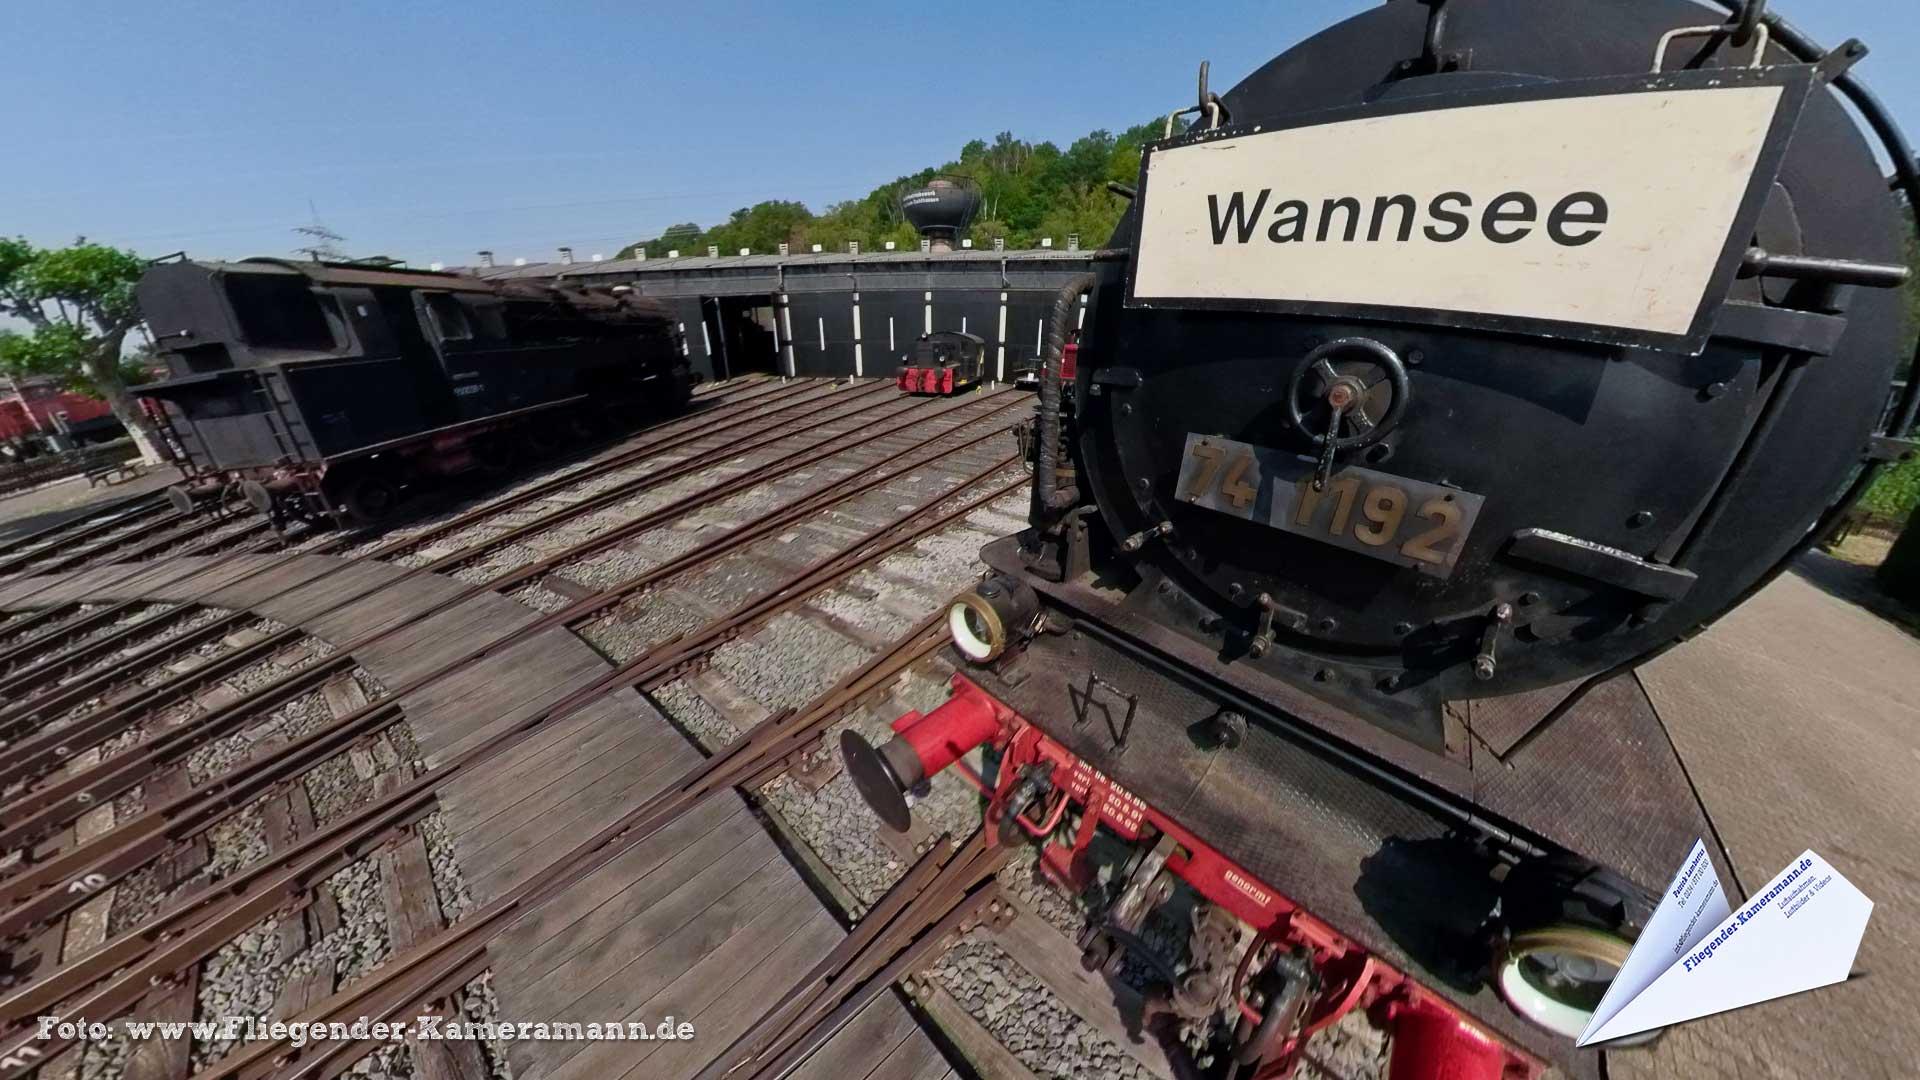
[3,553,951,1080]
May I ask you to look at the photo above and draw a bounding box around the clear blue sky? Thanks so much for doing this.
[5,0,1914,269]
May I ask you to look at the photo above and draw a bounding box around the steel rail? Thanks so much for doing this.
[0,603,197,700]
[0,377,793,588]
[0,379,836,741]
[0,397,1021,926]
[0,601,146,674]
[0,382,921,803]
[0,398,1014,886]
[190,620,961,1080]
[0,587,957,1076]
[0,490,170,565]
[717,839,1010,1080]
[0,605,82,650]
[0,371,754,578]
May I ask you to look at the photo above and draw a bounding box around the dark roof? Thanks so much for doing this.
[442,246,1104,281]
[229,258,497,293]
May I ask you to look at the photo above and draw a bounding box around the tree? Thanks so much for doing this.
[613,116,1182,260]
[0,237,167,463]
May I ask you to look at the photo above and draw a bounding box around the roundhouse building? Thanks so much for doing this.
[463,244,1102,384]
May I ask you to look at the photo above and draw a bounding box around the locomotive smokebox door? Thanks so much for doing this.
[1047,0,1910,736]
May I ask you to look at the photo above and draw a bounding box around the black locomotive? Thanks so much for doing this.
[845,2,1916,1077]
[136,258,691,524]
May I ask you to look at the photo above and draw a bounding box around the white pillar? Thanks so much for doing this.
[995,291,1008,381]
[923,290,933,336]
[778,294,795,376]
[852,293,864,376]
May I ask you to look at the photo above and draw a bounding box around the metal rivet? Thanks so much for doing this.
[1407,348,1425,365]
[1629,511,1654,528]
[1519,591,1541,606]
[1314,667,1334,682]
[1393,622,1414,636]
[1227,582,1245,601]
[1316,617,1338,633]
[1119,403,1133,416]
[1703,381,1729,399]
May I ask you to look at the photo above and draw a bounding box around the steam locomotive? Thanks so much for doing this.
[136,258,691,525]
[844,1,1916,1077]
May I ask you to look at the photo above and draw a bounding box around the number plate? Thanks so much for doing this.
[1174,433,1482,577]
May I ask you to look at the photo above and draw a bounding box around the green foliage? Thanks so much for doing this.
[1862,457,1920,523]
[617,118,1180,259]
[0,237,159,436]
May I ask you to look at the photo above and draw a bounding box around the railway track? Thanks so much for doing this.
[0,376,1179,1080]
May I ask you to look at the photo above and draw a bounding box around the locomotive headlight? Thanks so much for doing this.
[949,592,1006,661]
[1495,926,1655,1045]
[947,575,1039,663]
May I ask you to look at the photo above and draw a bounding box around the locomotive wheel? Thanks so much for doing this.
[340,474,400,525]
[240,480,276,516]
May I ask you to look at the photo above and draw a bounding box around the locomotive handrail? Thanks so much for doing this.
[1651,21,1769,71]
[1702,0,1920,436]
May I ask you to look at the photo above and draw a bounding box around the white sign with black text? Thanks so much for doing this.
[1130,79,1795,345]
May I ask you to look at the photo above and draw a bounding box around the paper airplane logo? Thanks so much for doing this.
[1577,839,1872,1045]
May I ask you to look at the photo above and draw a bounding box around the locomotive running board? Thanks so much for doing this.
[967,534,1717,1075]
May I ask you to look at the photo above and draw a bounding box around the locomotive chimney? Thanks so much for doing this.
[849,241,860,255]
[558,246,574,264]
[921,239,932,253]
[1067,234,1080,251]
[636,248,647,261]
[708,245,719,257]
[993,238,1005,252]
[779,242,790,256]
[477,250,495,268]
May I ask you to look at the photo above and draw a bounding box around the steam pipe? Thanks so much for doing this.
[1036,273,1097,521]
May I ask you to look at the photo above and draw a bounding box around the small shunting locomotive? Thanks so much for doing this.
[136,258,691,525]
[846,1,1918,1078]
[896,330,988,396]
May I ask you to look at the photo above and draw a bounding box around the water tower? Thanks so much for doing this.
[900,177,981,253]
